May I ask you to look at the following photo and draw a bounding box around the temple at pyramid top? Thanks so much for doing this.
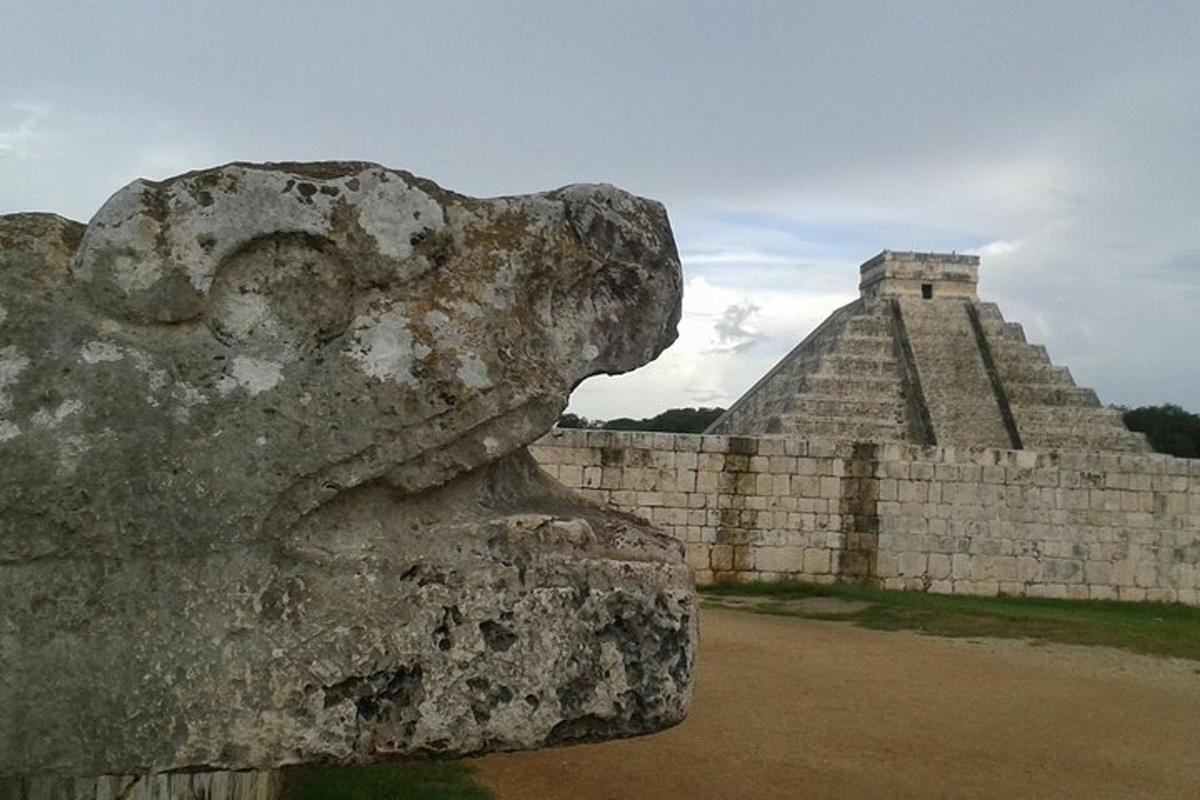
[706,251,1147,453]
[859,250,979,301]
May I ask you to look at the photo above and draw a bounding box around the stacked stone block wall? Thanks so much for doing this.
[531,429,1200,604]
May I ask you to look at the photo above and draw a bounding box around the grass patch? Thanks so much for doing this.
[701,580,1200,661]
[283,761,493,800]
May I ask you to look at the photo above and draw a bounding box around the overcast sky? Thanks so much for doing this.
[3,1,1198,419]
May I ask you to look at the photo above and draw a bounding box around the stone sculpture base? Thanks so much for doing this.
[0,770,280,800]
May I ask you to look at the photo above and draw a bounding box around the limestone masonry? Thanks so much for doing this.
[534,430,1199,603]
[533,252,1197,604]
[707,251,1148,453]
[0,163,694,792]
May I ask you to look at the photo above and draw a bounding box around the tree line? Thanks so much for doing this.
[556,403,1200,458]
[557,407,725,434]
[1120,404,1200,459]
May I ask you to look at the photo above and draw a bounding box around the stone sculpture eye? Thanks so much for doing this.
[207,233,353,357]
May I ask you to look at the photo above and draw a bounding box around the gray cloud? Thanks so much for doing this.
[0,103,46,158]
[714,302,760,344]
[682,389,729,405]
[1137,249,1200,285]
[706,301,773,355]
[2,1,1198,415]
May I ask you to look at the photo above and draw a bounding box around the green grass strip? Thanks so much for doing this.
[283,761,493,800]
[701,580,1200,661]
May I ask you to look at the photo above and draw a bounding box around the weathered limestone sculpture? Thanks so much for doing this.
[0,163,694,795]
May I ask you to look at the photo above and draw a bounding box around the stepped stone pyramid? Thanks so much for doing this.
[706,251,1147,453]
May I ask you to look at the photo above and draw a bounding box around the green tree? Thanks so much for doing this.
[1121,404,1200,458]
[557,407,726,433]
[600,407,725,434]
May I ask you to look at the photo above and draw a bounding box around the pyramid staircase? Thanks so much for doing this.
[707,299,911,442]
[973,303,1147,453]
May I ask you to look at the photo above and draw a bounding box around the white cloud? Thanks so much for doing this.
[681,249,796,266]
[969,240,1021,258]
[568,275,854,419]
[0,102,49,159]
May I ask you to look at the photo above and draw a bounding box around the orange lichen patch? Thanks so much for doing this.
[0,213,85,298]
[463,209,538,255]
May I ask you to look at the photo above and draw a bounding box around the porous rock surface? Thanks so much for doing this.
[0,163,693,780]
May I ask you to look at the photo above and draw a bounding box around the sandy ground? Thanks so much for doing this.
[471,605,1200,799]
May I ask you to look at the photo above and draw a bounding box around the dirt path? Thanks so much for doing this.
[471,605,1200,799]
